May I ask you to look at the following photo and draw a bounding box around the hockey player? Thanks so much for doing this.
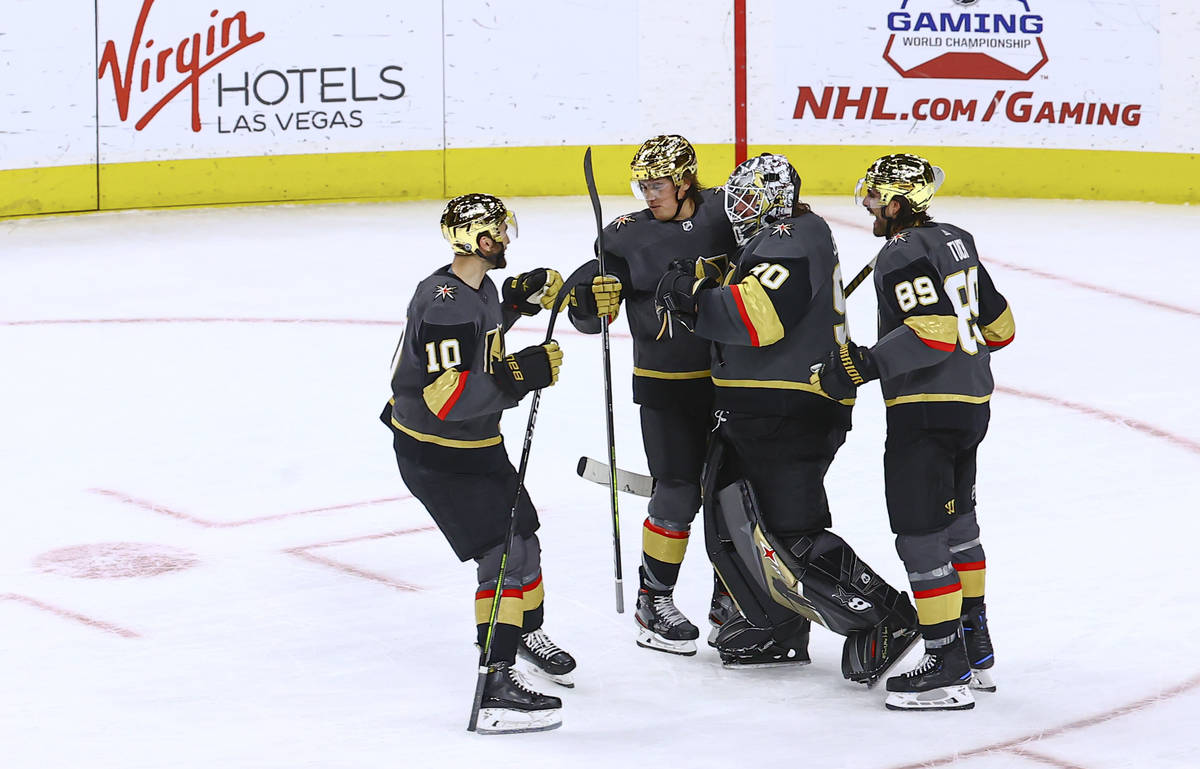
[812,153,1014,710]
[655,153,919,683]
[566,135,738,656]
[381,193,575,734]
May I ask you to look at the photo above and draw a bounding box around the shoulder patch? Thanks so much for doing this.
[612,213,637,229]
[885,231,910,248]
[769,222,793,238]
[433,283,457,302]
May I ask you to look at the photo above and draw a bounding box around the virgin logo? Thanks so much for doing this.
[98,0,265,132]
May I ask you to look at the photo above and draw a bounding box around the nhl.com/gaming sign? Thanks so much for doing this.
[883,0,1048,80]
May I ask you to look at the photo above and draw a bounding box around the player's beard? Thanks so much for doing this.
[488,244,507,269]
[871,208,890,237]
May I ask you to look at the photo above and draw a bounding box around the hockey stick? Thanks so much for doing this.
[583,147,624,615]
[467,279,574,732]
[842,255,877,298]
[576,456,655,498]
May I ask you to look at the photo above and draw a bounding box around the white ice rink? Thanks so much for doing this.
[2,192,1198,769]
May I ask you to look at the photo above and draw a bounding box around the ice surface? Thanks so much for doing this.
[1,194,1198,768]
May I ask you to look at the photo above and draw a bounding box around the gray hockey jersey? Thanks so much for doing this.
[868,222,1015,427]
[387,266,521,471]
[694,210,852,427]
[568,189,736,409]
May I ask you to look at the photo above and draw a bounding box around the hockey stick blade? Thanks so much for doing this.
[576,457,654,498]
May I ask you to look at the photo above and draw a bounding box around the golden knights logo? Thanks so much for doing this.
[433,284,456,302]
[613,214,637,229]
[769,222,793,238]
[886,231,909,248]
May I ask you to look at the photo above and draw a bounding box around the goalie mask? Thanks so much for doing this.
[439,193,518,266]
[723,153,800,246]
[630,134,698,199]
[854,154,945,214]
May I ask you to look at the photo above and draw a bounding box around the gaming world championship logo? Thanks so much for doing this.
[882,0,1049,80]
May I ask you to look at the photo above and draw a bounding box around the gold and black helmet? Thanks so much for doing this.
[630,134,698,186]
[855,153,945,213]
[439,193,517,256]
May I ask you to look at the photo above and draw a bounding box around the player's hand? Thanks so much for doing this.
[570,275,622,320]
[503,268,564,316]
[495,341,563,397]
[810,343,878,401]
[694,254,729,286]
[654,262,701,338]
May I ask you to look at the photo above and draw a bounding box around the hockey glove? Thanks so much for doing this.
[569,274,622,320]
[694,254,730,286]
[494,341,563,398]
[810,343,878,401]
[654,262,703,339]
[502,268,564,316]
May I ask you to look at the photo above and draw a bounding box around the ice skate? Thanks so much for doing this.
[961,603,996,692]
[517,628,577,688]
[707,587,738,648]
[475,661,563,734]
[884,636,975,711]
[635,590,699,656]
[715,615,811,668]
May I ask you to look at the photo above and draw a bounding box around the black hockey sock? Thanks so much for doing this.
[641,519,689,593]
[960,595,984,613]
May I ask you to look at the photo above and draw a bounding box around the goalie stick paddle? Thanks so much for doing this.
[576,457,655,498]
[583,147,624,615]
[467,275,577,733]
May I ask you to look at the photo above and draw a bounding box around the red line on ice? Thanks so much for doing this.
[0,593,139,638]
[89,488,412,528]
[283,525,437,592]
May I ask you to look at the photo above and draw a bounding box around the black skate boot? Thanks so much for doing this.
[475,661,562,735]
[517,629,577,688]
[884,633,975,711]
[635,589,700,656]
[961,603,995,692]
[715,615,811,668]
[841,607,921,687]
[707,583,738,648]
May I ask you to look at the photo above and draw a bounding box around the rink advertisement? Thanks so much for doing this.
[764,0,1166,151]
[95,0,440,161]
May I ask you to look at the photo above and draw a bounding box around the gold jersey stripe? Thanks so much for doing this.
[422,368,463,417]
[903,314,958,346]
[734,276,785,346]
[983,305,1016,345]
[884,393,992,407]
[713,376,855,406]
[390,416,502,448]
[632,367,711,380]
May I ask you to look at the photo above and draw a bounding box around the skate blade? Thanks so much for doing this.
[884,684,975,711]
[476,707,563,735]
[969,669,996,692]
[861,630,923,689]
[721,657,811,670]
[635,628,697,656]
[706,624,724,648]
[518,660,575,689]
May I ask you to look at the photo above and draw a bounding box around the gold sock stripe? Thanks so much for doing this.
[642,520,690,565]
[913,583,963,626]
[474,588,524,627]
[522,574,545,614]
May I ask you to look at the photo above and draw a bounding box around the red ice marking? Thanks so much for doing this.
[821,211,1200,320]
[882,671,1200,769]
[34,542,198,579]
[89,488,412,528]
[996,385,1200,456]
[283,525,437,592]
[0,593,139,638]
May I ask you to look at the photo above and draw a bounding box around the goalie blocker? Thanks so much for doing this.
[702,439,919,685]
